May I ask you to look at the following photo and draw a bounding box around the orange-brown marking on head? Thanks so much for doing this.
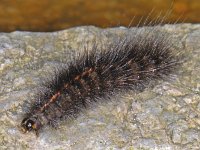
[32,123,37,129]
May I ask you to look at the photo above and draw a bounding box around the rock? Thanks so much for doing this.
[0,24,200,150]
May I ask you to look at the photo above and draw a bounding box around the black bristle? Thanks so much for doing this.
[20,27,179,136]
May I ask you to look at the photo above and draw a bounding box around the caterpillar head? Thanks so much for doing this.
[20,115,41,136]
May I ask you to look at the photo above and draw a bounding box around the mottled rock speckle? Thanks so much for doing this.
[0,24,200,150]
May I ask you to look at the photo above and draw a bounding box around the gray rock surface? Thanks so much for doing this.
[0,24,200,150]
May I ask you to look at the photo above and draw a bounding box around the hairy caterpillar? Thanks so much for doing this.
[20,27,179,136]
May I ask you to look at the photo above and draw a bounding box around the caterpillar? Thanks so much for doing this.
[20,27,179,136]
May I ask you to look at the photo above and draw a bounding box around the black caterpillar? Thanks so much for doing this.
[20,27,179,136]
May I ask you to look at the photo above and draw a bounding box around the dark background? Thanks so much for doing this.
[0,0,199,32]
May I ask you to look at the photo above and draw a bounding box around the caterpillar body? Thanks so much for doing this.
[20,27,179,136]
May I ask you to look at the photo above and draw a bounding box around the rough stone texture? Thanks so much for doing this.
[0,24,200,150]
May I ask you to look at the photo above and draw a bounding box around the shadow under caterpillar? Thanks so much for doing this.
[20,26,180,136]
